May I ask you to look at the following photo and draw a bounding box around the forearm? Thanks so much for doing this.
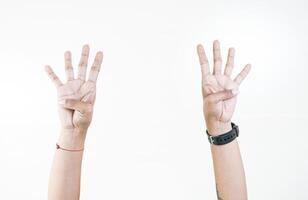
[208,122,247,200]
[48,129,86,200]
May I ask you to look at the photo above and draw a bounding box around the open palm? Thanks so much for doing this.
[45,45,103,132]
[197,40,251,123]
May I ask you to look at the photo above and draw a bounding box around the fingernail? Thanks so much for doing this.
[231,89,239,95]
[58,100,66,105]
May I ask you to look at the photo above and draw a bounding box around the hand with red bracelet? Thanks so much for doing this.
[45,45,103,149]
[46,45,103,200]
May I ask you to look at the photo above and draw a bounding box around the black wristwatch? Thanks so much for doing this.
[206,123,239,145]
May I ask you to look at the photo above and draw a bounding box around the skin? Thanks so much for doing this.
[45,41,249,200]
[46,45,103,200]
[197,40,251,200]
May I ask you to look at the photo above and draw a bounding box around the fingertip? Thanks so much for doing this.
[231,89,239,96]
[64,51,71,57]
[229,47,235,54]
[213,40,220,45]
[96,51,104,58]
[83,44,90,49]
[197,44,203,50]
[45,65,51,72]
[58,99,66,105]
[213,40,221,51]
[197,44,205,55]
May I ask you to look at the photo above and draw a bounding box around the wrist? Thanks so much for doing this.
[206,120,232,136]
[58,128,87,149]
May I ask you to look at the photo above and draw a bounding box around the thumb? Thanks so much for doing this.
[206,89,238,103]
[60,99,93,114]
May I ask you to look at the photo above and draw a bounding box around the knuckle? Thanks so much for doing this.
[65,64,73,69]
[91,65,100,72]
[81,52,89,57]
[79,61,87,67]
[214,58,222,63]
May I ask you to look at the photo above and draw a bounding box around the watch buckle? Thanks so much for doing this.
[208,135,214,144]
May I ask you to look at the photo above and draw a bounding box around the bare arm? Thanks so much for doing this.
[46,45,103,200]
[197,40,251,200]
[48,129,87,200]
[209,126,247,200]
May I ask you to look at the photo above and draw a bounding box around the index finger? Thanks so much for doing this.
[45,65,63,88]
[88,51,103,83]
[234,64,251,85]
[197,44,210,80]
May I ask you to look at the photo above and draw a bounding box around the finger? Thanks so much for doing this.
[78,44,90,81]
[213,40,222,75]
[45,65,63,88]
[206,89,238,103]
[64,51,74,81]
[224,48,235,76]
[197,44,210,79]
[88,51,103,83]
[234,64,251,85]
[61,99,93,114]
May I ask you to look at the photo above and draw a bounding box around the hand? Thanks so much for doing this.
[197,40,251,135]
[45,45,103,138]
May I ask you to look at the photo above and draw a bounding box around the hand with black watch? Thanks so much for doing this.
[197,40,251,200]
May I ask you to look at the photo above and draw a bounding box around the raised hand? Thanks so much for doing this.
[197,40,251,135]
[45,45,103,136]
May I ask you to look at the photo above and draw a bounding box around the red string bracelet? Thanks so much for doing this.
[56,143,84,152]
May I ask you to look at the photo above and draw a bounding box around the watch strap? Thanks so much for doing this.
[206,123,239,145]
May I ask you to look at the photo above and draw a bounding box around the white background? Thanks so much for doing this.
[0,0,307,199]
